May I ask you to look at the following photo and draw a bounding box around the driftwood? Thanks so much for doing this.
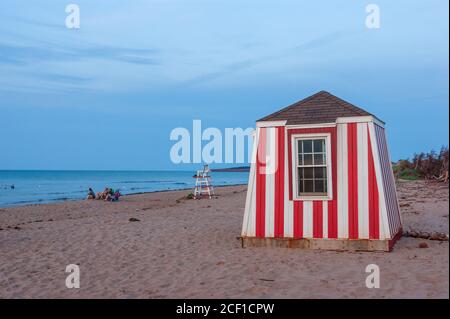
[435,170,449,183]
[401,146,450,182]
[403,229,449,241]
[428,170,449,183]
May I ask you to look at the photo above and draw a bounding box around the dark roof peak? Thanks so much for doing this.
[258,91,379,125]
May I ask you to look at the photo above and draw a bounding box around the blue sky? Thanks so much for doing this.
[0,0,448,170]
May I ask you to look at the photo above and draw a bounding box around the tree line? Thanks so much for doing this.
[393,146,449,182]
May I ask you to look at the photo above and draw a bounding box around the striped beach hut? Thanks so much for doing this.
[241,91,402,251]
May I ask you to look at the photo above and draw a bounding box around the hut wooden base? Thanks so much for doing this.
[241,229,402,252]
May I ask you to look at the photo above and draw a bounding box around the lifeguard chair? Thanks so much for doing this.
[193,165,215,199]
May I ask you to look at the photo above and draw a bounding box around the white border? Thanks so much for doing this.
[256,120,287,128]
[259,116,384,129]
[291,132,333,201]
[265,127,276,237]
[286,123,336,129]
[337,123,348,238]
[242,127,259,237]
[336,116,385,127]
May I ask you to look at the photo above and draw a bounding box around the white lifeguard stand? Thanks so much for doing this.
[193,165,215,199]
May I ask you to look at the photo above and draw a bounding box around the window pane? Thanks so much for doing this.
[295,137,329,196]
[304,167,313,178]
[298,169,303,193]
[303,140,312,153]
[315,179,325,193]
[304,180,314,192]
[314,154,324,165]
[304,154,313,165]
[314,139,325,153]
[314,167,326,178]
[297,140,303,165]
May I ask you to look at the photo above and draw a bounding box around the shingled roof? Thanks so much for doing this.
[258,91,379,125]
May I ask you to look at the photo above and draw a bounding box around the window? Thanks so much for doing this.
[293,134,332,199]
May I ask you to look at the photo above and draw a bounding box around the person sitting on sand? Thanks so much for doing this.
[105,189,121,202]
[103,188,111,200]
[105,192,112,201]
[95,187,110,200]
[87,188,95,200]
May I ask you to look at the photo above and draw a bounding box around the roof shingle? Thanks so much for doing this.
[258,91,379,125]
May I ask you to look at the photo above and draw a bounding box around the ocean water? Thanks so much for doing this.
[0,170,249,207]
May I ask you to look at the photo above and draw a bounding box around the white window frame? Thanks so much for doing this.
[291,133,333,201]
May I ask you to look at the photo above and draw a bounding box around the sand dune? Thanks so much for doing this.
[0,181,448,298]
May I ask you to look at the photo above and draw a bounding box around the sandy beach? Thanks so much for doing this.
[0,180,448,299]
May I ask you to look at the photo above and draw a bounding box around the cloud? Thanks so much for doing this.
[183,31,345,86]
[183,59,258,86]
[32,73,93,84]
[0,14,159,65]
[0,43,159,66]
[4,15,65,30]
[290,32,343,52]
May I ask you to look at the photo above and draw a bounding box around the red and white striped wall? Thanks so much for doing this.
[242,117,402,241]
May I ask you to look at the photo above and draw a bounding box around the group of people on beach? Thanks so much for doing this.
[87,187,121,202]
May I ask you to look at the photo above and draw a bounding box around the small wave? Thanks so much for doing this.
[128,187,151,191]
[44,191,67,195]
[8,198,45,205]
[53,197,72,201]
[29,190,83,196]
